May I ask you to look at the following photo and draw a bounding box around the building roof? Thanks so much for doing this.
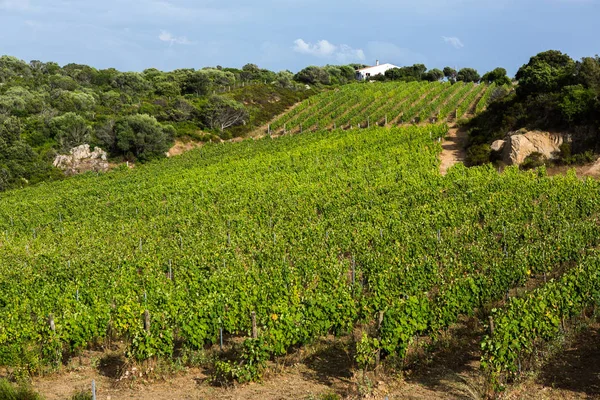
[357,63,399,72]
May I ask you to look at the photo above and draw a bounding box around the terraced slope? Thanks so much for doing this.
[267,81,498,135]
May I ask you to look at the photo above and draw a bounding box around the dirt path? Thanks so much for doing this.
[439,126,468,175]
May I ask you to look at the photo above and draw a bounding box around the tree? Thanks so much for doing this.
[294,66,330,85]
[456,68,481,83]
[274,71,295,89]
[114,114,174,161]
[49,113,92,152]
[240,63,260,82]
[443,67,457,83]
[423,68,444,82]
[559,84,597,122]
[384,64,427,81]
[515,50,575,96]
[182,71,211,96]
[481,67,512,85]
[200,96,249,132]
[576,57,600,92]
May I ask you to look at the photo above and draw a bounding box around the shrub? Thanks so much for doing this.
[0,379,44,400]
[520,152,546,170]
[465,144,491,166]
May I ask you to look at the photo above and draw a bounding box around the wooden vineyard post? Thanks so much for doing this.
[488,316,495,336]
[144,310,151,333]
[385,114,387,126]
[375,311,384,370]
[251,311,258,339]
[351,256,356,285]
[92,380,96,400]
[268,124,271,136]
[48,314,56,332]
[220,328,224,351]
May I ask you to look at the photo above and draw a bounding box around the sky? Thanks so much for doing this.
[0,0,598,76]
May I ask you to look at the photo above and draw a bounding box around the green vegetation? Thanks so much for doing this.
[0,56,319,191]
[2,118,600,394]
[466,50,600,165]
[268,81,490,134]
[0,379,43,400]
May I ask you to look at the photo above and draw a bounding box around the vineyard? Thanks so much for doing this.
[267,81,502,134]
[1,121,600,394]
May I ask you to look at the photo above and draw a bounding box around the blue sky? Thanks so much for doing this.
[0,0,598,76]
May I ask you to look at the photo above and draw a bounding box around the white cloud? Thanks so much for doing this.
[442,36,464,49]
[0,0,35,11]
[159,30,193,45]
[293,39,365,62]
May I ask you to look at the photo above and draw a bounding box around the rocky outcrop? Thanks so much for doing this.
[490,140,505,152]
[54,144,109,176]
[502,131,567,165]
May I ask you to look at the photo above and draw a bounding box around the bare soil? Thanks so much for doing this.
[440,126,468,175]
[19,320,600,400]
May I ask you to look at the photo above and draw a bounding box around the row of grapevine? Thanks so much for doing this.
[268,81,494,135]
[481,253,600,386]
[1,122,599,384]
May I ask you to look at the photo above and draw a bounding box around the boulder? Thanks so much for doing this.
[502,131,566,165]
[490,140,505,152]
[54,144,109,176]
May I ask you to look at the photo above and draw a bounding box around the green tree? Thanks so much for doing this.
[515,50,576,96]
[559,85,597,122]
[576,57,600,92]
[456,68,480,83]
[423,68,444,82]
[443,67,457,83]
[182,71,211,96]
[481,67,512,85]
[49,113,92,152]
[294,66,331,85]
[200,96,249,132]
[114,114,174,161]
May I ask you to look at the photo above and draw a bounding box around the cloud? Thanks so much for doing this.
[442,36,464,49]
[159,30,193,45]
[293,39,365,62]
[0,0,35,11]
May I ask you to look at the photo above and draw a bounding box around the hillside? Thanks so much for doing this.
[0,56,317,191]
[263,81,500,135]
[2,122,600,398]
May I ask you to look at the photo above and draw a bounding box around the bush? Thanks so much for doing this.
[0,379,44,400]
[465,144,491,166]
[520,152,546,170]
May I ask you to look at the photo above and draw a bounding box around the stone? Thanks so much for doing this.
[502,131,566,165]
[54,144,109,176]
[490,140,505,152]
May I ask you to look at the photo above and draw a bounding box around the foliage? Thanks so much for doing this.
[113,114,175,161]
[0,54,327,190]
[466,50,600,159]
[456,68,481,83]
[465,143,491,166]
[481,68,512,86]
[269,81,492,134]
[520,152,546,170]
[199,96,249,133]
[0,379,44,400]
[294,66,332,85]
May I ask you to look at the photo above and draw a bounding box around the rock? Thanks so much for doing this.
[54,144,109,176]
[502,131,566,165]
[490,140,505,152]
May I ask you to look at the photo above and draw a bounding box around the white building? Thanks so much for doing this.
[356,61,400,81]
